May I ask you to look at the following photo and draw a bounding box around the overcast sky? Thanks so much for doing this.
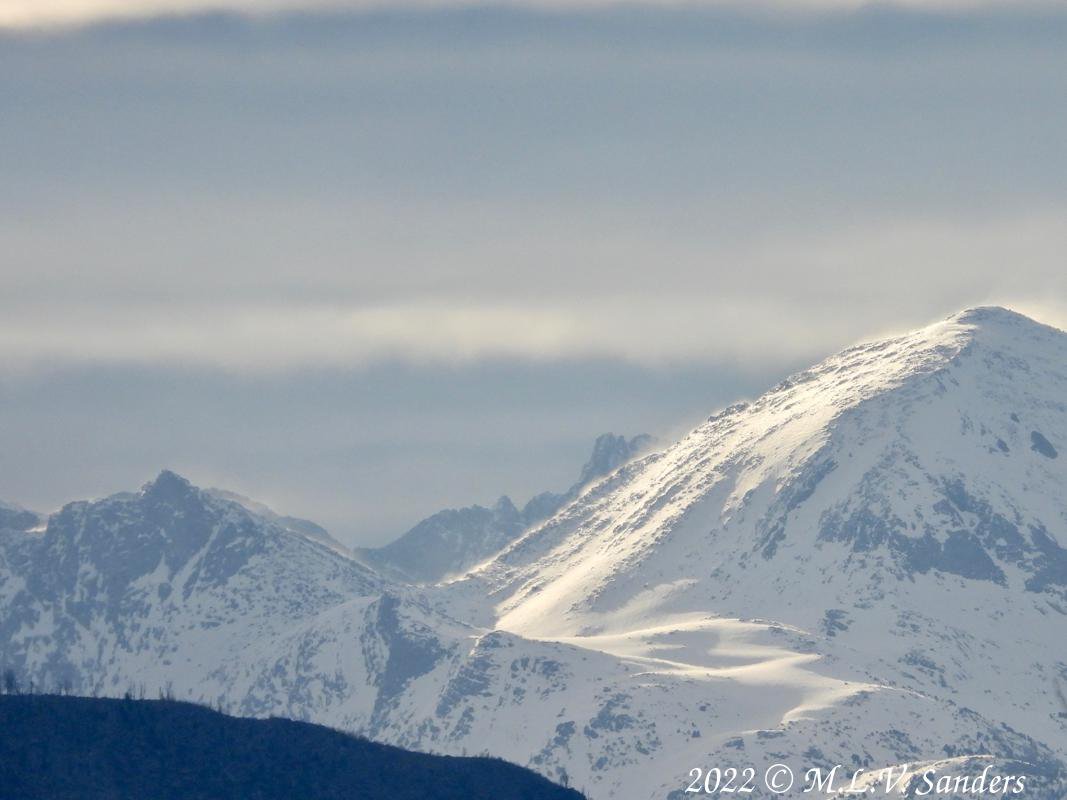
[2,2,1066,544]
[3,1,1059,29]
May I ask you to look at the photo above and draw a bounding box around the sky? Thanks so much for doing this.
[2,2,1066,545]
[3,1,1060,29]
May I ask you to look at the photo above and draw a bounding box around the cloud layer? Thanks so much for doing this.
[4,208,1067,372]
[3,4,1066,541]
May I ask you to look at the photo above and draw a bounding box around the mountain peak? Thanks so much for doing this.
[944,305,1064,341]
[492,495,519,517]
[907,306,1067,370]
[141,470,197,503]
[950,305,1028,325]
[576,433,654,489]
[490,304,1067,632]
[753,307,1067,426]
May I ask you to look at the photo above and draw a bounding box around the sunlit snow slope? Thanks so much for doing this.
[461,306,1067,795]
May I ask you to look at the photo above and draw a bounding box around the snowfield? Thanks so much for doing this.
[2,307,1066,798]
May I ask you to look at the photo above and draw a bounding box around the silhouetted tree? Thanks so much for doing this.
[0,694,585,800]
[2,669,18,695]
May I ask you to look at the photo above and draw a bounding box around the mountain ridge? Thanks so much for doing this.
[450,305,1067,795]
[2,306,1066,799]
[358,433,654,583]
[481,305,1067,632]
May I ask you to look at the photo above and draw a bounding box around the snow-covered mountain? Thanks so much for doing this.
[358,433,654,583]
[464,306,1067,794]
[2,307,1066,798]
[0,471,384,694]
[205,487,353,558]
[359,495,529,583]
[0,501,41,533]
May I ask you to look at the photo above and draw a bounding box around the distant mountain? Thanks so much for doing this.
[0,694,583,800]
[4,308,1067,799]
[358,433,654,583]
[205,488,352,557]
[358,495,528,584]
[0,501,41,533]
[0,470,384,694]
[1,465,722,797]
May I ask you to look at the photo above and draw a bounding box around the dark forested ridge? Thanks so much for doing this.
[0,694,585,800]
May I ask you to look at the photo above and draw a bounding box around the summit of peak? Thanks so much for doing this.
[808,307,1056,393]
[492,495,520,517]
[576,433,654,488]
[142,469,197,502]
[926,306,1067,356]
[150,468,191,487]
[805,306,1066,396]
[936,306,1067,346]
[947,305,1042,329]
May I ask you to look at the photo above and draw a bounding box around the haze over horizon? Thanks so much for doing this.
[2,2,1065,544]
